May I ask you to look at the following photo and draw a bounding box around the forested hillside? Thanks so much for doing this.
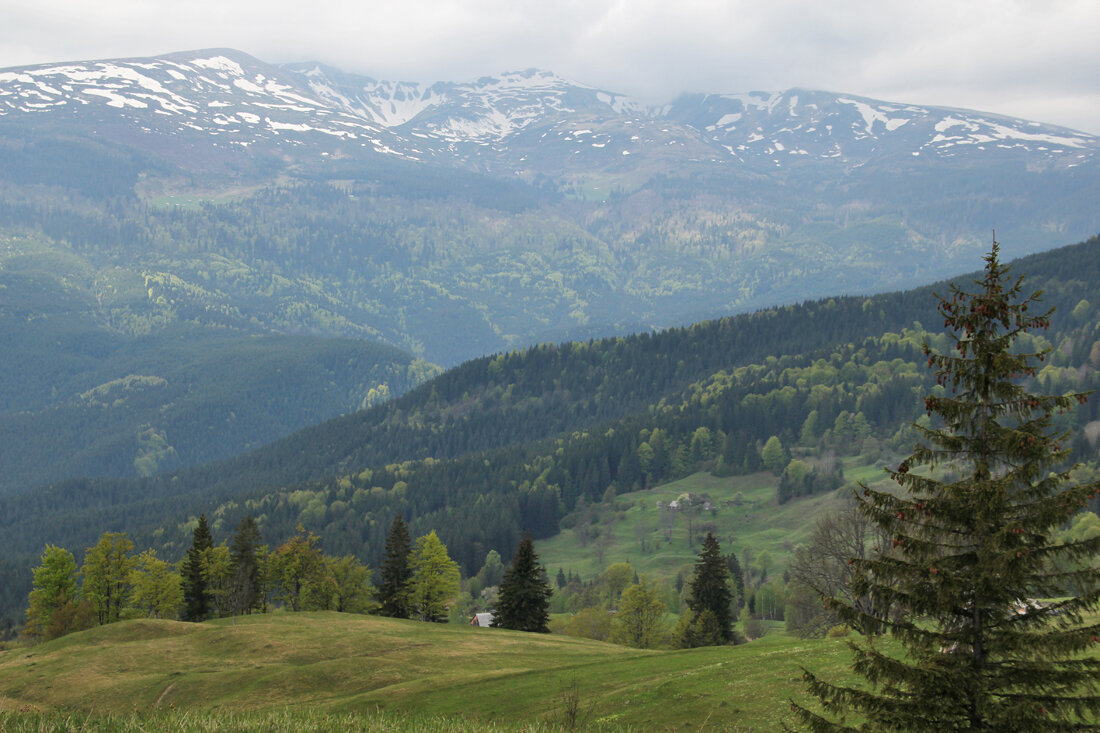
[3,234,1098,626]
[0,230,439,491]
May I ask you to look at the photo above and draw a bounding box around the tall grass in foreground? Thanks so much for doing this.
[0,708,614,732]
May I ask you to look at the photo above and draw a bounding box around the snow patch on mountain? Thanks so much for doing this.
[0,49,1096,174]
[837,97,911,135]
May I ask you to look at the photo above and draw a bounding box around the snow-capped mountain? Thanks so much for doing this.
[662,90,1096,171]
[2,48,1095,178]
[0,49,414,165]
[1,48,1099,383]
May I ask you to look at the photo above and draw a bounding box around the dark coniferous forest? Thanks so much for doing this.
[2,234,1099,625]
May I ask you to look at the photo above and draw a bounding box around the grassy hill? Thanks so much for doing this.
[536,464,878,583]
[0,612,857,731]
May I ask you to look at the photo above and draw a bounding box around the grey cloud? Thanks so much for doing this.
[1,0,1097,133]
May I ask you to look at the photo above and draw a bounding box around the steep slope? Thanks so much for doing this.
[2,49,1099,370]
[0,49,409,174]
[0,233,439,493]
[3,235,1097,589]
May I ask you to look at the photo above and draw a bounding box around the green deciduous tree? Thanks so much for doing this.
[127,549,183,620]
[409,530,460,623]
[325,555,375,613]
[610,577,667,648]
[181,514,213,622]
[476,549,505,589]
[492,534,552,632]
[200,542,235,617]
[378,514,413,619]
[25,545,86,641]
[561,605,612,641]
[271,525,326,612]
[795,242,1100,731]
[673,607,723,648]
[80,532,135,626]
[596,562,636,608]
[686,532,734,645]
[761,435,789,475]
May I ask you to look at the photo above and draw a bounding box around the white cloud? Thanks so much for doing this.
[1,0,1098,133]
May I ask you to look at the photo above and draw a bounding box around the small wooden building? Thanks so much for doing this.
[470,612,495,627]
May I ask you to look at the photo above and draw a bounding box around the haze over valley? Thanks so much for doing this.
[2,42,1100,731]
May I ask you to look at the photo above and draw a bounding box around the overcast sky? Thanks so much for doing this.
[3,0,1099,133]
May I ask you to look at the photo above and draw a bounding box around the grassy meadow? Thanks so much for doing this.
[536,461,893,582]
[0,611,858,731]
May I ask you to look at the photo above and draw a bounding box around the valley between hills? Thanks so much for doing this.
[3,48,1100,730]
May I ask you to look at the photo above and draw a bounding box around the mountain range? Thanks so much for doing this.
[3,49,1095,176]
[3,51,1098,330]
[1,48,1100,628]
[1,47,1099,494]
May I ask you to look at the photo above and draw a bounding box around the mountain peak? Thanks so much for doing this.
[1,49,1096,176]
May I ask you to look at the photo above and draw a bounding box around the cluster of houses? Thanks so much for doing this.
[656,492,715,512]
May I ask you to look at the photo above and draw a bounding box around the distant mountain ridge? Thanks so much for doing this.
[2,48,1099,367]
[1,48,1095,177]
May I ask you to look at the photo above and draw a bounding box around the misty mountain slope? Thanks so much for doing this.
[1,52,1097,349]
[1,49,1099,497]
[0,234,440,493]
[4,233,1097,567]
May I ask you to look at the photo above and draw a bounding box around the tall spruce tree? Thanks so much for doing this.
[378,514,413,619]
[795,242,1100,731]
[686,532,734,644]
[181,514,213,622]
[228,515,263,617]
[492,533,553,632]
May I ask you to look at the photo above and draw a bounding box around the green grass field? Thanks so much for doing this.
[0,612,856,731]
[536,463,893,582]
[0,464,895,731]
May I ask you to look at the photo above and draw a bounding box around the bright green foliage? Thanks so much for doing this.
[25,545,80,640]
[475,550,505,588]
[409,531,460,623]
[127,549,183,620]
[597,562,636,607]
[270,526,326,612]
[610,577,667,648]
[673,608,723,648]
[378,514,413,619]
[492,534,552,632]
[796,242,1100,731]
[761,435,788,475]
[200,543,235,616]
[690,426,714,463]
[561,605,612,641]
[181,514,213,622]
[686,532,734,645]
[800,410,820,445]
[80,532,135,625]
[324,555,375,613]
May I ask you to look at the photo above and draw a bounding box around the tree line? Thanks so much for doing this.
[24,515,379,641]
[24,507,745,658]
[4,236,1100,626]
